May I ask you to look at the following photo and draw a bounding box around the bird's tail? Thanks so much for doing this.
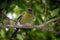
[10,28,19,39]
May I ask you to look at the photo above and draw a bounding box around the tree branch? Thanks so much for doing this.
[0,16,60,34]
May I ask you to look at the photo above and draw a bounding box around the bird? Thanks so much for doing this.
[11,8,34,39]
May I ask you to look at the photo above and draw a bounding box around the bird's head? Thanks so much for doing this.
[27,8,32,12]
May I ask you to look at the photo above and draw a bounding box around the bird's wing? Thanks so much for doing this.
[11,14,23,39]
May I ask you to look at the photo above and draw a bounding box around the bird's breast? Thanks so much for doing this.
[20,13,34,24]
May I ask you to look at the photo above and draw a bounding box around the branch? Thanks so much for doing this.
[29,0,33,8]
[39,16,60,26]
[2,0,7,23]
[0,16,60,34]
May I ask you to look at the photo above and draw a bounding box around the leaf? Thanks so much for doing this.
[50,8,59,17]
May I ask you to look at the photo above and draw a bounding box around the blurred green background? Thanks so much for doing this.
[0,0,60,40]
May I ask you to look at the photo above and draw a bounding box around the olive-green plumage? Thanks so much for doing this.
[11,8,34,39]
[20,10,34,24]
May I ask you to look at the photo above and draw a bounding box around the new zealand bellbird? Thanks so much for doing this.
[11,8,34,39]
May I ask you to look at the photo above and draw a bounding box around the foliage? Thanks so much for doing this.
[0,0,60,40]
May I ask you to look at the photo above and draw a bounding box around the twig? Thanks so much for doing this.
[2,0,7,23]
[29,0,33,8]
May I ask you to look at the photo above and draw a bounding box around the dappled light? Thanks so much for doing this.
[0,0,60,40]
